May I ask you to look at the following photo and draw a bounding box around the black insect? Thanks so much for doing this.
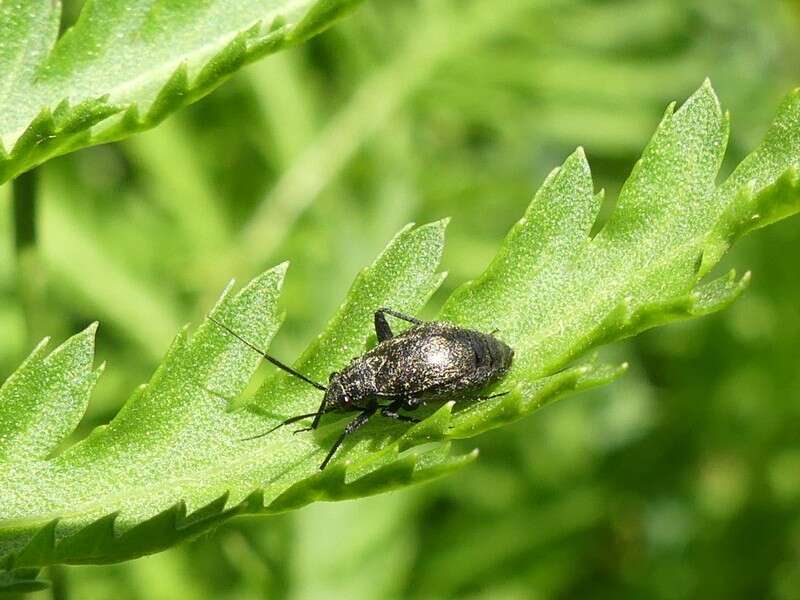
[210,308,514,469]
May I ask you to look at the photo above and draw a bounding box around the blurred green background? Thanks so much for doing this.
[2,0,800,598]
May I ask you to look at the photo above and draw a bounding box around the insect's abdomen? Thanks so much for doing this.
[434,329,514,395]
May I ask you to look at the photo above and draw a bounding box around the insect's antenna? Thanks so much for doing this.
[208,315,327,391]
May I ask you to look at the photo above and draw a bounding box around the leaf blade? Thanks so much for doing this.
[2,82,800,574]
[0,325,100,462]
[0,222,449,567]
[0,0,366,184]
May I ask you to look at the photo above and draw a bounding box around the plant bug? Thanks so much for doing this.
[210,308,514,469]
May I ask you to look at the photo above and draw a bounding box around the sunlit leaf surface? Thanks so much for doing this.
[1,82,799,586]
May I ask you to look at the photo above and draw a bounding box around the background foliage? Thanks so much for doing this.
[1,0,800,598]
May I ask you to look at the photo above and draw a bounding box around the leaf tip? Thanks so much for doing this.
[400,400,455,450]
[699,77,721,107]
[678,78,722,120]
[569,145,591,174]
[431,216,451,231]
[398,221,416,235]
[269,15,287,32]
[146,62,190,124]
[32,336,51,354]
[210,279,237,314]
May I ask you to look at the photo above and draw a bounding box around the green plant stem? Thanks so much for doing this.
[48,565,68,600]
[12,169,51,346]
[12,171,36,252]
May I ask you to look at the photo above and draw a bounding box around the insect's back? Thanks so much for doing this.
[353,321,513,399]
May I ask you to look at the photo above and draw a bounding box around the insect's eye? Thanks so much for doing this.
[328,371,339,381]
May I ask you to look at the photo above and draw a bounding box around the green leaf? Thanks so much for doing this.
[1,81,800,576]
[0,221,453,573]
[0,0,365,185]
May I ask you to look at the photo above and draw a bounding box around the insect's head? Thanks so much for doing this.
[323,371,352,410]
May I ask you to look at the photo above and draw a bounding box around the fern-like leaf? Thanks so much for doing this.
[1,82,799,582]
[0,0,364,185]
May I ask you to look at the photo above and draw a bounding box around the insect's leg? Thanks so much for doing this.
[320,405,377,470]
[374,310,395,342]
[402,395,424,410]
[476,391,509,401]
[380,411,419,424]
[376,307,423,327]
[294,404,361,434]
[309,395,329,430]
[380,398,421,423]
